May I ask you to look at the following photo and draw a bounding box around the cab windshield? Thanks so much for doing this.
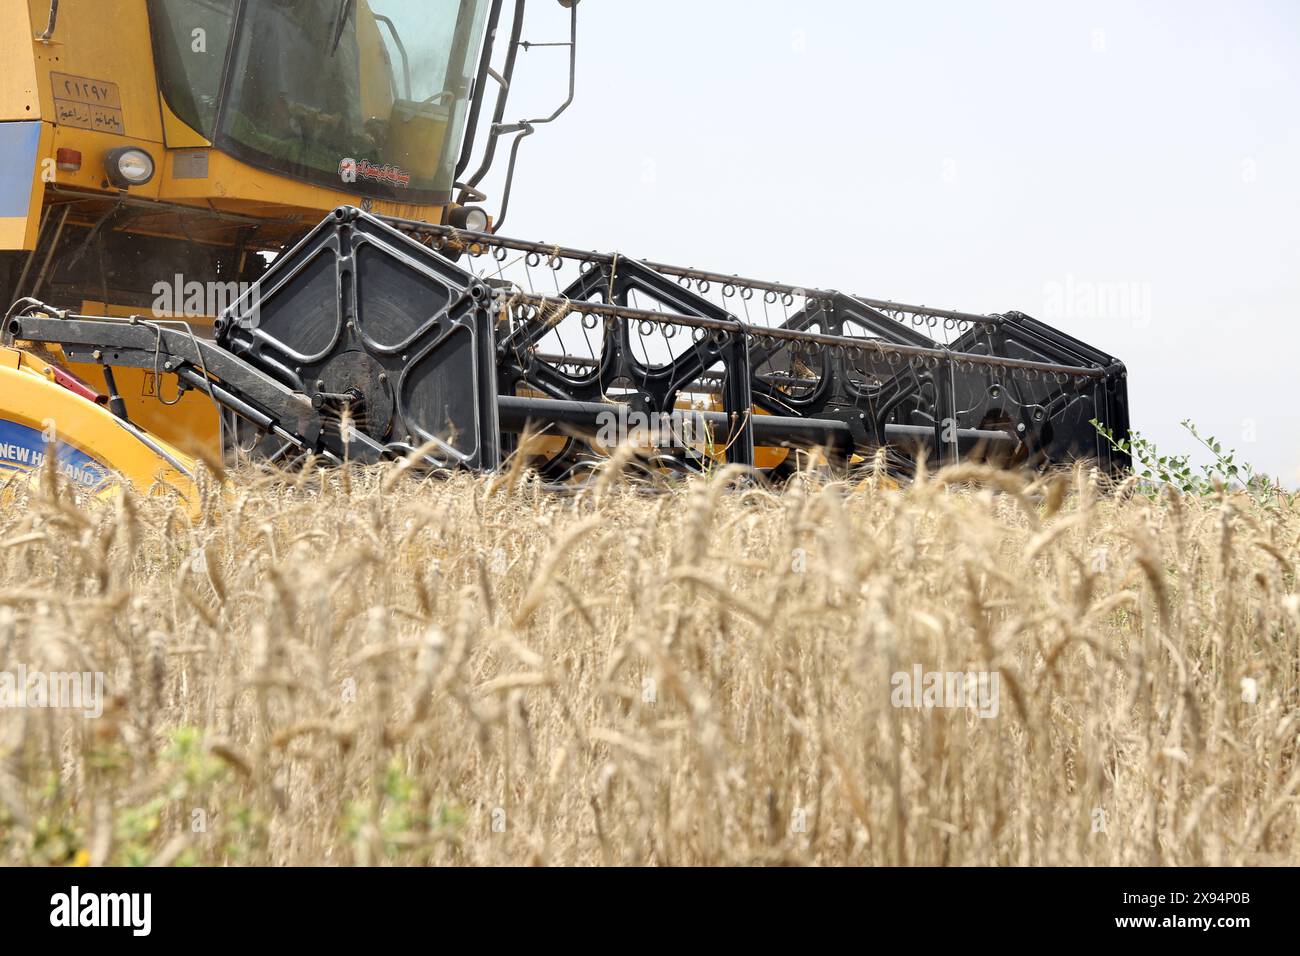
[151,0,491,202]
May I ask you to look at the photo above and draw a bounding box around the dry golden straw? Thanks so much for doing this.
[0,461,1296,866]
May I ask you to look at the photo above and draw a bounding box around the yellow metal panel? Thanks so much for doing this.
[0,346,196,503]
[0,216,30,247]
[159,94,210,149]
[158,147,448,224]
[0,0,38,120]
[46,123,164,200]
[27,0,163,144]
[8,1,168,213]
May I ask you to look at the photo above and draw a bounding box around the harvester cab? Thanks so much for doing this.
[1,0,1129,496]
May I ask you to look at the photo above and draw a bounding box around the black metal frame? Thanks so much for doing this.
[4,208,1130,481]
[389,213,1130,477]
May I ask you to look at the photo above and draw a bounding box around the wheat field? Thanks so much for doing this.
[1,458,1298,866]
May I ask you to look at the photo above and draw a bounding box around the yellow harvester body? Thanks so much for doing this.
[2,0,492,485]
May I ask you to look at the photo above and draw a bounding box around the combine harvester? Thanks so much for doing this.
[0,0,1129,494]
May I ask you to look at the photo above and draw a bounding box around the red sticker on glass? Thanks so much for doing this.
[339,157,411,189]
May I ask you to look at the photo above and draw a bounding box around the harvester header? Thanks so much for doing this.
[5,205,1130,486]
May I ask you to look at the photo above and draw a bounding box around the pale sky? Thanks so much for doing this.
[472,0,1300,482]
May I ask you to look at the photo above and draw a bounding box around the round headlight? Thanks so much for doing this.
[447,205,490,233]
[104,147,155,188]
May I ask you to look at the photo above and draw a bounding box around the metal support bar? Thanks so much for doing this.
[721,331,754,466]
[5,312,321,443]
[381,214,1004,329]
[934,358,960,468]
[496,396,1014,453]
[500,291,1104,381]
[35,0,58,42]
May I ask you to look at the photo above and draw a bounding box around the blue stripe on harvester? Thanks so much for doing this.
[0,121,41,219]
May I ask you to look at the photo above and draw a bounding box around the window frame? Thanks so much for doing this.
[147,0,240,141]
